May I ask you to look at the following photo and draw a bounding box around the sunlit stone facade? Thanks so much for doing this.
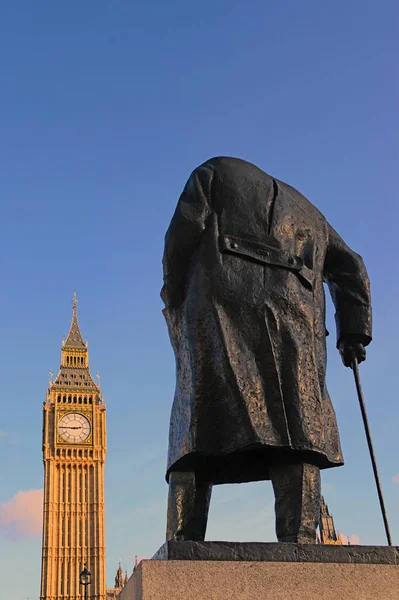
[40,296,107,600]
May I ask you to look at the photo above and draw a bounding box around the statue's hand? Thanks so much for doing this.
[339,338,366,368]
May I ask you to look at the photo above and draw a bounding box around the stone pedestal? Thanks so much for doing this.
[118,542,399,600]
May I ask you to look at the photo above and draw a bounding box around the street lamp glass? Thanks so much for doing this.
[80,568,91,584]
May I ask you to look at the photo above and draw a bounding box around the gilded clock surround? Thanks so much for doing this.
[56,409,93,445]
[40,295,107,600]
[57,413,92,444]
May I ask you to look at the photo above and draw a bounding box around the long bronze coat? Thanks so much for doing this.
[162,157,372,485]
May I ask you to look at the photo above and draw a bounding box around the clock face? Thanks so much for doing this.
[58,413,91,443]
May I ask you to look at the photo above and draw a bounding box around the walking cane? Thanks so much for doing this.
[351,357,392,546]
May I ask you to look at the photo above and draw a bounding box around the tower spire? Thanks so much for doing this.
[115,562,124,589]
[63,292,86,350]
[318,495,343,544]
[50,296,99,390]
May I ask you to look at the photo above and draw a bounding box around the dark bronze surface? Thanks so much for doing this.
[153,541,399,564]
[270,463,320,543]
[166,471,212,542]
[162,156,372,543]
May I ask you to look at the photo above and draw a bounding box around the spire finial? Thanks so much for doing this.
[72,292,78,314]
[133,554,139,573]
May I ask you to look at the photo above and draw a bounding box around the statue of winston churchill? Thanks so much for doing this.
[161,156,372,544]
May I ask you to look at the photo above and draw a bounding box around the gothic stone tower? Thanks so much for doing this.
[318,495,343,545]
[40,296,106,600]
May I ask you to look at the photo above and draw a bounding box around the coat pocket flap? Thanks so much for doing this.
[220,234,301,269]
[220,234,314,289]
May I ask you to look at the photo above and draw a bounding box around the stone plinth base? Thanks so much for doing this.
[118,543,399,600]
[118,560,399,600]
[153,540,398,564]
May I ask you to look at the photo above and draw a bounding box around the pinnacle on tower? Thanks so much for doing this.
[133,554,139,573]
[115,562,124,589]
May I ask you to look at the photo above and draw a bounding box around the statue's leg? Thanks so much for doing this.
[270,462,320,543]
[166,471,212,542]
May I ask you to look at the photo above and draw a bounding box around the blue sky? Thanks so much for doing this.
[0,1,398,597]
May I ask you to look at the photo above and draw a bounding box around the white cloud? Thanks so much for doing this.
[0,430,19,445]
[393,473,399,484]
[0,489,43,540]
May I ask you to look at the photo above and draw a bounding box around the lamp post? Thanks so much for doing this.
[80,566,91,600]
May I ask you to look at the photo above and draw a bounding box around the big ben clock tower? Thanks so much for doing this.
[40,295,106,600]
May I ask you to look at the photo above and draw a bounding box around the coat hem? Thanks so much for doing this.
[166,444,344,485]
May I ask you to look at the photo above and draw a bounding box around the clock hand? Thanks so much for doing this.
[59,426,82,430]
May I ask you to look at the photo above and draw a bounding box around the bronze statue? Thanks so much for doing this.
[161,157,371,544]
